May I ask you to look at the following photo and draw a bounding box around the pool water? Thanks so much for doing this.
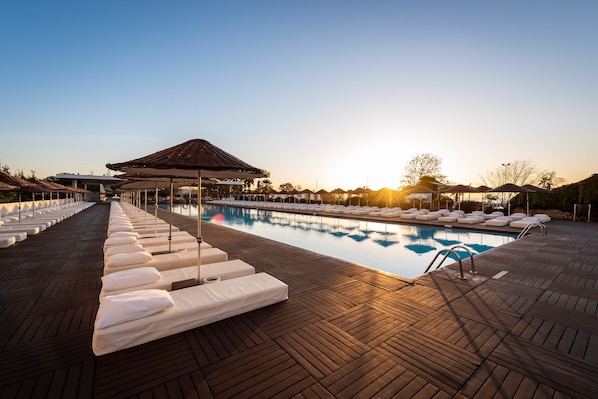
[164,203,516,279]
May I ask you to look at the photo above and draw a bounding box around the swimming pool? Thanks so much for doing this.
[164,203,516,278]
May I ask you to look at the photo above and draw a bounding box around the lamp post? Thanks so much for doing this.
[501,163,511,210]
[501,163,511,184]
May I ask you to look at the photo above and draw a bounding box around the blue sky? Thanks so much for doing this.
[1,0,596,190]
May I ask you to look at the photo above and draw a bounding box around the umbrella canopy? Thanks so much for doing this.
[371,187,400,208]
[329,188,346,205]
[404,185,436,209]
[315,189,328,204]
[443,185,479,211]
[521,184,548,193]
[330,188,346,194]
[487,183,534,193]
[487,183,533,215]
[350,187,372,206]
[0,171,50,221]
[106,139,265,179]
[106,139,267,282]
[520,184,549,215]
[0,171,43,193]
[443,184,479,194]
[404,185,437,194]
[0,181,18,191]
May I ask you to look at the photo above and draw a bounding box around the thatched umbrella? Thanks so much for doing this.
[329,188,346,205]
[350,187,372,206]
[29,178,77,212]
[487,183,534,216]
[371,187,400,208]
[404,185,437,209]
[107,139,267,282]
[315,189,329,204]
[521,184,549,215]
[0,181,18,191]
[299,188,314,204]
[0,171,49,221]
[475,185,491,212]
[443,185,479,211]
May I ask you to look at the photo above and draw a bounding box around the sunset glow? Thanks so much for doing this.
[1,1,596,188]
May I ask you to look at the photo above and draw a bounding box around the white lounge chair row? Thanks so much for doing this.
[94,201,288,356]
[0,202,95,248]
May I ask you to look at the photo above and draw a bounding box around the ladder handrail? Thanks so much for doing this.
[424,245,477,280]
[517,222,547,239]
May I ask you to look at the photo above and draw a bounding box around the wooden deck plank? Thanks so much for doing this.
[489,333,598,398]
[2,203,598,398]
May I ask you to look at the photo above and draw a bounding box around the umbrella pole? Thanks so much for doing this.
[197,171,202,284]
[18,192,22,222]
[154,186,158,237]
[144,189,148,226]
[169,178,173,253]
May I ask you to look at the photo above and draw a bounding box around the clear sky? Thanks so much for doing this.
[1,0,596,191]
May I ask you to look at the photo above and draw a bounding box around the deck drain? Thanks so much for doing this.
[492,271,508,279]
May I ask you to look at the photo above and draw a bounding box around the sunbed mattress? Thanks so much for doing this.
[92,272,288,355]
[100,259,256,296]
[103,247,228,275]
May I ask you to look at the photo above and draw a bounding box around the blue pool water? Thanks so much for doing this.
[165,203,516,278]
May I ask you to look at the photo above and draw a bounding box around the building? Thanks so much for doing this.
[55,173,124,202]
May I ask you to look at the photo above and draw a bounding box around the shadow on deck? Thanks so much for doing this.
[1,202,597,398]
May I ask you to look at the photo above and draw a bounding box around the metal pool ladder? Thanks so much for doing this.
[517,222,547,239]
[425,245,477,280]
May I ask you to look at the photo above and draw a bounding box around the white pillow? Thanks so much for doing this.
[101,267,161,291]
[109,231,139,238]
[108,224,134,234]
[105,250,152,267]
[104,236,137,247]
[104,244,145,258]
[96,289,174,329]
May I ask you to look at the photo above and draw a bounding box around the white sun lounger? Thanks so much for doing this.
[0,232,27,248]
[532,213,551,223]
[0,225,42,235]
[92,272,288,355]
[104,240,213,260]
[99,259,256,297]
[1,221,49,230]
[485,216,511,227]
[104,231,197,248]
[0,235,16,248]
[103,247,228,275]
[509,217,542,228]
[457,216,485,224]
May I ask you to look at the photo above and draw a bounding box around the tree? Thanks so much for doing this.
[538,171,565,190]
[401,153,447,187]
[278,182,295,193]
[242,178,254,192]
[479,159,562,188]
[258,179,273,192]
[480,159,564,207]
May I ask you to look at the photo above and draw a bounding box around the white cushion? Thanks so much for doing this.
[109,231,140,238]
[96,289,174,329]
[105,236,138,247]
[101,267,162,291]
[104,244,146,258]
[108,224,134,234]
[105,250,152,267]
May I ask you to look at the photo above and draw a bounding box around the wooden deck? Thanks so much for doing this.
[1,202,597,398]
